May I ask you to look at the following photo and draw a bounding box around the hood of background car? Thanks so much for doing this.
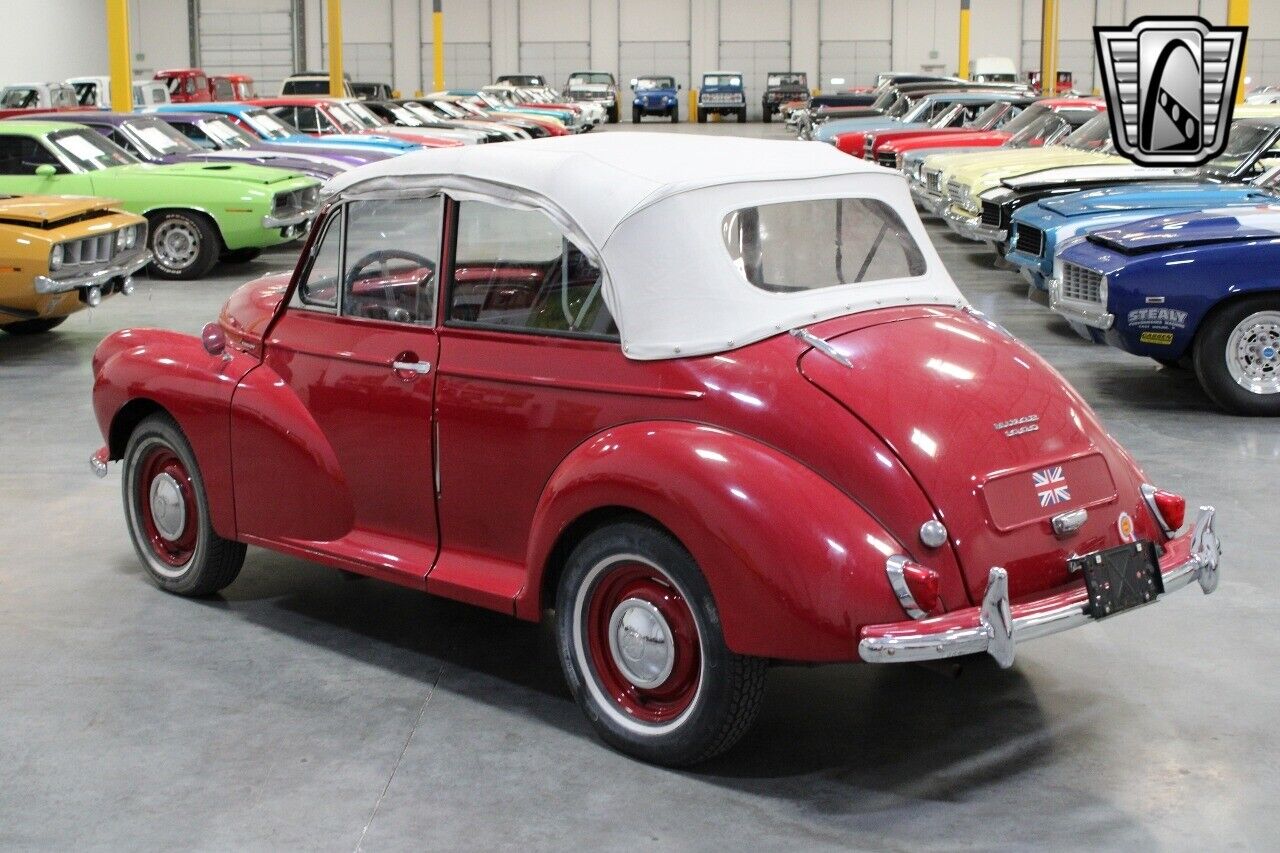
[0,194,118,226]
[1036,183,1274,218]
[1089,207,1280,253]
[948,150,1115,186]
[121,161,307,185]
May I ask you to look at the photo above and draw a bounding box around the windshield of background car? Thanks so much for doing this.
[1200,124,1275,178]
[122,118,203,157]
[569,73,613,86]
[998,103,1049,134]
[703,75,742,88]
[970,102,1011,128]
[1061,114,1112,151]
[0,88,38,108]
[243,109,295,139]
[635,77,675,90]
[344,101,383,127]
[72,82,99,105]
[1005,113,1069,147]
[767,74,805,87]
[930,102,968,127]
[284,80,330,95]
[323,104,365,132]
[47,129,138,170]
[402,102,442,123]
[198,118,255,148]
[723,199,926,293]
[888,96,914,118]
[387,105,424,125]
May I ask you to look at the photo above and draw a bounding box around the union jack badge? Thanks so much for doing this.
[1094,16,1247,167]
[1033,466,1071,507]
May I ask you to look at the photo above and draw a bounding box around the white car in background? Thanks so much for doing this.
[68,76,171,109]
[0,82,78,109]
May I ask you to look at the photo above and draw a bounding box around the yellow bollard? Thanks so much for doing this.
[689,89,698,123]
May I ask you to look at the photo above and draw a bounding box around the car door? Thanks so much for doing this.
[0,136,94,195]
[230,193,444,584]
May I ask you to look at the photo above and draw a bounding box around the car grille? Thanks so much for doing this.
[702,92,743,104]
[925,170,942,193]
[877,152,897,169]
[981,201,1002,228]
[569,90,612,101]
[60,233,116,267]
[1060,262,1103,304]
[1015,225,1044,257]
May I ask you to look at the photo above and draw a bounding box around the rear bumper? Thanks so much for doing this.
[941,204,1006,243]
[858,507,1221,668]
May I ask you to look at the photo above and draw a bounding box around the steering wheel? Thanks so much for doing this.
[344,249,435,288]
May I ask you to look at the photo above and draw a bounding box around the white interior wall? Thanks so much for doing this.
[0,0,108,83]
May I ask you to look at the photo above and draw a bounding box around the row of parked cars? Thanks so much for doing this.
[0,79,611,336]
[797,72,1280,416]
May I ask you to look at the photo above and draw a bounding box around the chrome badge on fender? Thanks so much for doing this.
[994,414,1039,437]
[1094,16,1246,166]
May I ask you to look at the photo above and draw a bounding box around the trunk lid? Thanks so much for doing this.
[799,307,1153,602]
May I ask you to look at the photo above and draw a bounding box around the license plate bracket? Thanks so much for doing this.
[1069,541,1163,620]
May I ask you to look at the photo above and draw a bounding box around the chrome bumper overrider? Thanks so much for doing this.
[1048,276,1114,330]
[262,203,319,229]
[34,251,153,295]
[858,507,1221,668]
[910,183,945,214]
[941,205,1006,243]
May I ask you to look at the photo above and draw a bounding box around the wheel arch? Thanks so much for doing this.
[537,505,670,613]
[143,206,227,251]
[108,397,168,459]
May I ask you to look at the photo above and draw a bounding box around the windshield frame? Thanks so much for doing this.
[45,128,139,172]
[117,117,204,159]
[634,76,676,91]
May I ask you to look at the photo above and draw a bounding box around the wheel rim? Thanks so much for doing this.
[152,219,201,271]
[576,556,703,732]
[136,446,198,571]
[1225,310,1280,395]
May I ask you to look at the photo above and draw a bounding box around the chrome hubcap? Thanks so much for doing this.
[153,220,200,270]
[148,472,187,541]
[1226,310,1280,395]
[607,597,674,688]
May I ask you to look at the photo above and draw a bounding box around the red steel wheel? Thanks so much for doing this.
[135,446,199,570]
[579,556,704,729]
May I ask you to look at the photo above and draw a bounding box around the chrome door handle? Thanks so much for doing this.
[392,360,431,375]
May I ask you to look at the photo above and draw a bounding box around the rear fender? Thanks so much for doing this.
[92,328,258,540]
[521,421,911,662]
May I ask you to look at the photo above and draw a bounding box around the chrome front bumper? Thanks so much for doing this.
[941,204,1006,243]
[910,182,945,215]
[262,203,319,230]
[33,251,152,295]
[1048,276,1114,330]
[858,507,1221,669]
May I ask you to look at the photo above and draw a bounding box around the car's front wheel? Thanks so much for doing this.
[1195,295,1280,415]
[762,105,772,123]
[2,316,66,335]
[122,413,246,595]
[632,106,640,123]
[608,104,619,123]
[555,520,767,766]
[670,105,679,123]
[147,211,220,280]
[738,107,747,123]
[696,107,707,123]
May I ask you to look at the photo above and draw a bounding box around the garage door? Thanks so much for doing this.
[198,0,296,96]
[421,42,492,92]
[320,40,393,88]
[718,41,789,120]
[619,41,691,93]
[819,40,891,91]
[518,42,590,91]
[1020,39,1094,92]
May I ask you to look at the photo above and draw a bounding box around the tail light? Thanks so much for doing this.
[1142,484,1186,536]
[886,556,942,619]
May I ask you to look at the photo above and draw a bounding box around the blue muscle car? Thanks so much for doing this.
[631,75,680,123]
[1051,206,1280,415]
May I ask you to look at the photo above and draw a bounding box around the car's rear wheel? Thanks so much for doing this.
[555,520,767,766]
[670,106,679,123]
[122,414,246,595]
[608,104,619,123]
[697,108,706,123]
[147,211,220,280]
[1194,295,1280,415]
[738,108,747,123]
[632,106,640,123]
[221,247,261,264]
[762,106,772,123]
[2,316,66,335]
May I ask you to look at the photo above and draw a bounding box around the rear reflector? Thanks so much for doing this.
[1142,484,1186,535]
[886,556,942,619]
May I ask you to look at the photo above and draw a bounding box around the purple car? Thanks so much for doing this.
[31,111,382,180]
[153,111,394,171]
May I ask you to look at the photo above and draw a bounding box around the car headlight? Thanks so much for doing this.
[116,228,127,250]
[1099,275,1109,306]
[125,224,139,248]
[50,243,63,270]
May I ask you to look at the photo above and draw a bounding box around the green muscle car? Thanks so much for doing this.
[0,120,319,279]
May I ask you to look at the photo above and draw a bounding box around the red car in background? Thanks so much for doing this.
[831,97,1036,161]
[876,98,1105,168]
[251,97,464,148]
[155,68,213,103]
[210,74,256,101]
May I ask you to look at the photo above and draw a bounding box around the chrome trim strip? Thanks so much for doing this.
[885,555,927,619]
[262,203,320,229]
[858,508,1220,668]
[790,327,853,368]
[1048,276,1115,330]
[34,251,153,294]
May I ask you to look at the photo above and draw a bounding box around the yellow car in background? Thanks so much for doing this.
[0,195,150,335]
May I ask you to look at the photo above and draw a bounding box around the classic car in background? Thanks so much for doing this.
[820,91,1031,154]
[761,71,807,123]
[50,111,348,182]
[630,75,680,123]
[150,108,397,168]
[362,100,510,142]
[88,134,1220,766]
[0,120,319,279]
[1053,206,1280,415]
[479,86,597,129]
[495,74,547,87]
[0,82,80,119]
[387,99,529,140]
[565,70,620,123]
[350,81,392,101]
[210,74,256,100]
[280,71,354,97]
[418,96,560,137]
[253,96,464,148]
[152,102,422,155]
[154,68,212,103]
[337,97,489,144]
[0,195,149,335]
[858,97,1033,165]
[68,76,170,109]
[697,70,746,122]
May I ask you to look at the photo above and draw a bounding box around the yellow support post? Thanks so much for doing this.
[688,88,697,123]
[105,0,133,112]
[958,0,971,79]
[1228,0,1249,104]
[327,0,344,98]
[432,0,445,92]
[1040,0,1058,96]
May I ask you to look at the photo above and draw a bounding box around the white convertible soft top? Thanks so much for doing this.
[323,133,966,359]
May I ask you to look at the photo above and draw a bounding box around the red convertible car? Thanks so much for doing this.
[89,135,1221,765]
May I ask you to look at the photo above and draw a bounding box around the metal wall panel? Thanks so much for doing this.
[198,0,295,95]
[619,41,692,92]
[421,42,494,92]
[818,39,891,91]
[718,40,789,120]
[518,41,591,89]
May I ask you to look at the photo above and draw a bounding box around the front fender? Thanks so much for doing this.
[520,422,912,662]
[92,328,258,540]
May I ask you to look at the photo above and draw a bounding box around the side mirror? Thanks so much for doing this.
[35,164,56,177]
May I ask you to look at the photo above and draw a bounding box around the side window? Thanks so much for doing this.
[342,196,442,325]
[0,137,63,175]
[293,210,342,310]
[448,201,616,338]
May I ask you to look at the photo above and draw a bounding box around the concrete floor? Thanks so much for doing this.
[1,121,1276,852]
